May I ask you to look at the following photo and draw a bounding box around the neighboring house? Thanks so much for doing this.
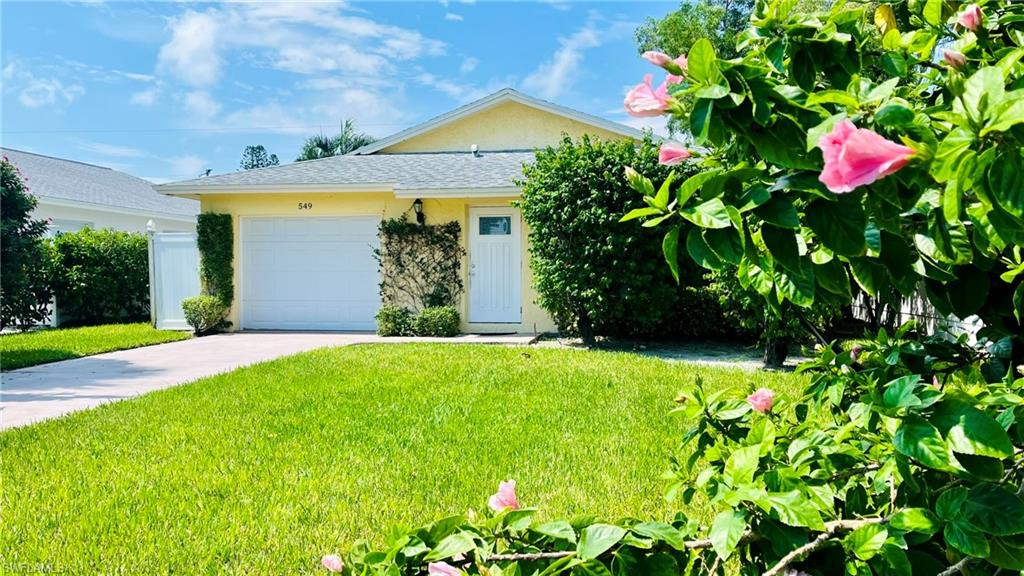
[156,88,646,333]
[2,148,198,234]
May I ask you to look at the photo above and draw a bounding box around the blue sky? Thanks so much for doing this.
[2,1,676,183]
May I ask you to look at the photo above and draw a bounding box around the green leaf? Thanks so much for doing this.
[577,524,627,560]
[776,265,815,307]
[652,171,675,210]
[703,227,744,264]
[687,227,724,271]
[662,226,682,283]
[806,90,860,109]
[883,375,922,410]
[424,531,476,561]
[987,152,1024,219]
[724,445,761,486]
[960,67,1004,126]
[575,559,614,576]
[768,490,825,530]
[983,96,1024,135]
[709,511,746,560]
[761,225,802,274]
[889,508,940,535]
[936,487,968,521]
[681,198,732,229]
[691,99,713,143]
[922,0,944,26]
[620,207,664,223]
[945,520,990,558]
[844,523,887,561]
[754,196,800,229]
[963,484,1024,536]
[687,38,720,85]
[535,520,578,543]
[805,196,867,257]
[848,257,887,297]
[931,400,1014,459]
[893,415,960,473]
[875,104,915,128]
[988,537,1024,570]
[814,259,851,298]
[631,522,687,552]
[752,116,819,170]
[676,170,723,207]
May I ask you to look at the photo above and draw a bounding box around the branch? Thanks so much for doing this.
[828,463,881,482]
[482,519,883,567]
[762,518,887,576]
[937,557,972,576]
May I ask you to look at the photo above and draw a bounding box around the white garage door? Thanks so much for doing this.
[241,216,380,331]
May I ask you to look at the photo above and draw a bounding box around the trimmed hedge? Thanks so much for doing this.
[181,295,228,336]
[196,213,234,307]
[48,228,149,326]
[375,305,413,336]
[411,306,460,337]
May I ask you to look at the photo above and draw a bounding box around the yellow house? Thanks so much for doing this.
[157,89,645,334]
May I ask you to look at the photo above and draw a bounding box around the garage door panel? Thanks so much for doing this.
[241,217,380,331]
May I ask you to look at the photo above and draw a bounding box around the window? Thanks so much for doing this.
[479,216,511,236]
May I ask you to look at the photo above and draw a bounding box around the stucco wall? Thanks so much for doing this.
[379,101,628,153]
[199,192,557,334]
[35,202,196,234]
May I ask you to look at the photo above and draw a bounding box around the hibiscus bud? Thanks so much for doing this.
[747,388,775,413]
[428,562,463,576]
[641,51,672,66]
[658,142,691,166]
[321,555,344,573]
[817,120,914,193]
[488,479,520,512]
[958,4,983,31]
[850,344,862,363]
[624,74,670,118]
[943,50,966,69]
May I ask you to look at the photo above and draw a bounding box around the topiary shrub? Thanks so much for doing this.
[196,213,234,307]
[47,228,149,326]
[375,305,413,337]
[515,134,703,343]
[181,295,228,336]
[411,306,460,337]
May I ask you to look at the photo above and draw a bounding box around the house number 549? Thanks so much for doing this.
[298,202,313,210]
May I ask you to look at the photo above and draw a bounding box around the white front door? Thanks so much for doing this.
[241,216,380,331]
[468,208,521,323]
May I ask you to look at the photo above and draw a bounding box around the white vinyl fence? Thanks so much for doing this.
[148,231,201,330]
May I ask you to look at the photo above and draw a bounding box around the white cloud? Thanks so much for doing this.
[540,0,573,11]
[130,87,159,106]
[79,142,146,158]
[445,12,463,21]
[3,60,85,109]
[169,155,207,179]
[522,20,602,100]
[158,10,221,86]
[273,42,387,75]
[460,56,479,74]
[183,90,221,120]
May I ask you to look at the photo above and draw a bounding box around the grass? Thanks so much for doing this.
[1,344,807,574]
[0,323,190,370]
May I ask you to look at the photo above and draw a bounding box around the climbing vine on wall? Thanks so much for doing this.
[374,216,465,311]
[196,213,234,307]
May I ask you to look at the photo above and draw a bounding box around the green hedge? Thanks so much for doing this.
[196,213,234,307]
[181,295,228,336]
[48,228,149,325]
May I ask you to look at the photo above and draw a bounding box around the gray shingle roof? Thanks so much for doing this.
[158,151,536,191]
[2,148,198,218]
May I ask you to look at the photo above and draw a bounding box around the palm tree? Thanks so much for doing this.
[296,119,376,161]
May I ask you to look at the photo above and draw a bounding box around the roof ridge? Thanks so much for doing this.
[1,147,114,170]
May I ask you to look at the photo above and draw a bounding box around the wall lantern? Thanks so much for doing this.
[413,198,425,225]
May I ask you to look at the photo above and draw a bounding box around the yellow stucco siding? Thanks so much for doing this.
[379,101,628,153]
[198,193,556,334]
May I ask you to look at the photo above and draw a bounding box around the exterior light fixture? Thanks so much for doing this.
[413,198,425,224]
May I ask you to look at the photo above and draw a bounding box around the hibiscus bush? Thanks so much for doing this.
[320,1,1024,574]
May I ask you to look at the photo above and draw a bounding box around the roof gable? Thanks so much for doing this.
[352,88,647,155]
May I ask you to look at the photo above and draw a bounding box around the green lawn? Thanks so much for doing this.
[0,323,190,370]
[1,344,806,574]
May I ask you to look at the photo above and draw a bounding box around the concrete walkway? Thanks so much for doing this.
[1,332,536,430]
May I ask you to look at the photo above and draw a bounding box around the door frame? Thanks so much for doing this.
[238,215,381,331]
[467,206,522,324]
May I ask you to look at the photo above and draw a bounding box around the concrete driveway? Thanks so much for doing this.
[1,332,535,430]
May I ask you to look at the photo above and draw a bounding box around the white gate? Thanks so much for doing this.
[149,231,201,330]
